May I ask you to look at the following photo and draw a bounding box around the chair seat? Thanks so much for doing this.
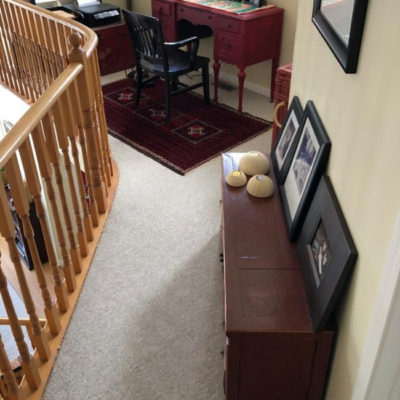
[142,48,209,77]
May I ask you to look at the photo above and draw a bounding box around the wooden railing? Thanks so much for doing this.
[0,0,116,398]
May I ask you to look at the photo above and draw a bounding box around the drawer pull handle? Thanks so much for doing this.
[180,8,184,12]
[225,43,231,49]
[225,24,232,28]
[208,15,212,20]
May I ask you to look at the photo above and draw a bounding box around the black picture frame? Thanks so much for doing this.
[296,175,357,331]
[272,96,303,184]
[279,101,331,241]
[312,0,369,73]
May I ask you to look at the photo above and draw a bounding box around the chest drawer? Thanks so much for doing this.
[152,0,172,16]
[216,16,241,34]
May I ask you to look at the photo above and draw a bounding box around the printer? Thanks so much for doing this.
[62,0,121,27]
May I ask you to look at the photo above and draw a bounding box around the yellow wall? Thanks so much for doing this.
[291,1,400,399]
[129,1,299,93]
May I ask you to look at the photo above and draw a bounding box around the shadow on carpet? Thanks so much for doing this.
[102,78,272,175]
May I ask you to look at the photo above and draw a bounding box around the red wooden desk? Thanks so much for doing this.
[152,0,284,111]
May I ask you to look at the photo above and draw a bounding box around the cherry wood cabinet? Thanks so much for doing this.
[94,21,135,76]
[221,153,333,400]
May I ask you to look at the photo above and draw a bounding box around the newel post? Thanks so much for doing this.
[68,33,107,214]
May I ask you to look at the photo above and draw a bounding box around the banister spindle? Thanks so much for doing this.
[90,49,114,181]
[0,237,40,391]
[3,1,34,101]
[53,94,88,257]
[31,121,76,293]
[0,2,21,94]
[66,86,94,241]
[68,33,107,214]
[4,156,51,362]
[0,333,25,400]
[88,53,110,191]
[71,80,99,228]
[44,110,82,275]
[19,139,64,332]
[25,129,69,312]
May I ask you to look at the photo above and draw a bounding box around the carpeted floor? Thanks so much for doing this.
[43,92,272,399]
[102,79,271,175]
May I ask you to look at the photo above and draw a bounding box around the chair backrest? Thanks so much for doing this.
[122,10,169,72]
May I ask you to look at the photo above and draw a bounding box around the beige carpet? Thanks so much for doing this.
[43,85,272,399]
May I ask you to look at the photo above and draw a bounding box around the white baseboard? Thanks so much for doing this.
[212,69,271,98]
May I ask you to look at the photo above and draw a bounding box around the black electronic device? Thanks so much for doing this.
[64,0,121,27]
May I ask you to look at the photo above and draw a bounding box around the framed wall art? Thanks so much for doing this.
[296,175,357,331]
[279,101,331,241]
[312,0,369,73]
[272,96,303,184]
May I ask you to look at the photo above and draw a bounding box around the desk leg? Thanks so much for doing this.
[270,57,278,102]
[238,67,246,113]
[213,59,221,103]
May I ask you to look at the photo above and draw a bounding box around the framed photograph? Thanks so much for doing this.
[296,175,357,331]
[312,0,369,73]
[279,101,331,241]
[272,96,303,184]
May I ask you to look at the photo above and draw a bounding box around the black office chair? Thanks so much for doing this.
[122,10,210,122]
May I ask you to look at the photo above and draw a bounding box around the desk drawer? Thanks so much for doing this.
[177,5,214,26]
[216,16,241,34]
[217,32,240,60]
[152,0,172,16]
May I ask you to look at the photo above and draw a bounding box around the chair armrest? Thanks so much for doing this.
[164,36,199,48]
[165,36,199,63]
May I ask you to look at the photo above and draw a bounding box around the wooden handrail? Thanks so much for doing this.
[0,63,82,168]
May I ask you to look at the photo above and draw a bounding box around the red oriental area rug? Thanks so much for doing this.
[102,79,271,175]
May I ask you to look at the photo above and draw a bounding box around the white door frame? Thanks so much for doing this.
[352,212,400,399]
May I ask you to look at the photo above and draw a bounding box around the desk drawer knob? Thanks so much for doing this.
[225,24,232,28]
[225,42,231,49]
[180,7,184,12]
[208,15,212,20]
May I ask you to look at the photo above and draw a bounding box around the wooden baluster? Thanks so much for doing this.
[31,122,76,292]
[3,1,34,101]
[70,81,99,229]
[0,236,40,391]
[68,33,107,214]
[12,6,39,100]
[47,20,66,78]
[66,86,94,242]
[89,52,113,186]
[17,140,63,333]
[32,14,53,88]
[26,128,70,311]
[91,49,114,178]
[80,54,108,199]
[53,94,88,258]
[32,119,76,292]
[19,7,45,98]
[88,53,110,191]
[4,156,50,362]
[0,25,13,89]
[40,17,59,83]
[0,333,25,400]
[43,111,82,275]
[0,2,22,95]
